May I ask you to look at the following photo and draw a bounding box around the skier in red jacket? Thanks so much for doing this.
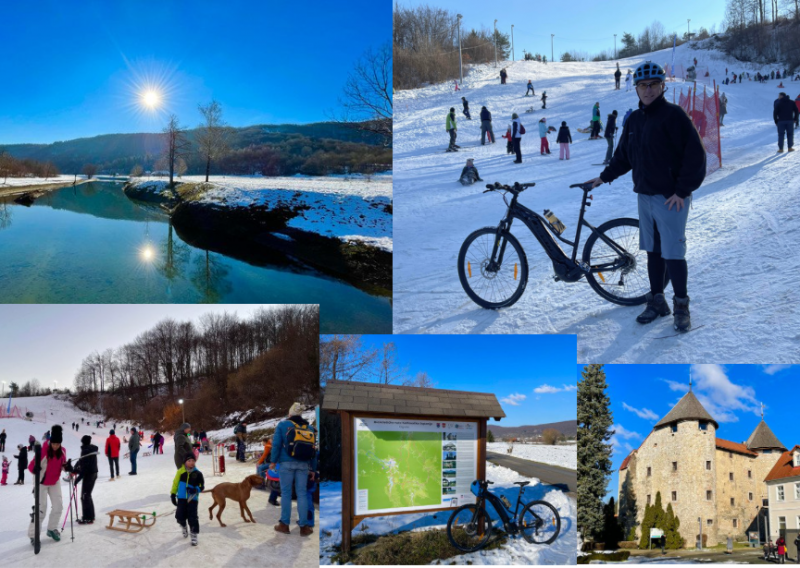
[105,429,121,480]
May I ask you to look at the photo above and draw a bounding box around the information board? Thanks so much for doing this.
[353,417,478,516]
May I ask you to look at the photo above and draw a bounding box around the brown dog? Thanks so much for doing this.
[204,474,264,527]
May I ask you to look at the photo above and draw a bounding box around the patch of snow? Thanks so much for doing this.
[488,442,577,470]
[0,175,85,188]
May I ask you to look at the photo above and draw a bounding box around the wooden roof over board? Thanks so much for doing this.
[322,380,506,420]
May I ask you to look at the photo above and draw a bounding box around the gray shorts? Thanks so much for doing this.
[637,193,691,260]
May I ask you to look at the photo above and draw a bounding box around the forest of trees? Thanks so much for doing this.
[0,151,60,182]
[71,305,319,430]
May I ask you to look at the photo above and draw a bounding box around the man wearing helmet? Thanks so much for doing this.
[585,61,706,332]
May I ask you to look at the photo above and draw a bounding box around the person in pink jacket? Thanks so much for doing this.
[27,425,69,543]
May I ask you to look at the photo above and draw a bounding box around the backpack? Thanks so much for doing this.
[286,420,316,461]
[519,123,526,135]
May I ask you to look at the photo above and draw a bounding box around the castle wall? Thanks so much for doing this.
[714,448,761,541]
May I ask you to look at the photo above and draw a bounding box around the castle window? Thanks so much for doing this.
[672,491,677,501]
[647,494,651,505]
[729,472,734,481]
[795,483,800,500]
[733,519,738,528]
[699,421,708,431]
[748,470,752,479]
[778,486,785,501]
[672,462,678,472]
[730,497,735,506]
[707,519,713,526]
[647,466,651,477]
[729,452,733,459]
[706,461,711,470]
[749,492,753,501]
[706,490,712,500]
[671,424,678,433]
[763,449,773,454]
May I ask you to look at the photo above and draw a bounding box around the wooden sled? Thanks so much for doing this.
[106,509,157,533]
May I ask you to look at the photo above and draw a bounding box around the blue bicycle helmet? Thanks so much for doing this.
[633,61,666,85]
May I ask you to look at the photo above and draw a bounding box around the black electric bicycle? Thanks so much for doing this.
[458,181,664,309]
[446,480,561,552]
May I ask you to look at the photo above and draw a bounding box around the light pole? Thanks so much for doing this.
[551,34,554,63]
[614,34,617,59]
[457,14,463,85]
[178,398,185,424]
[687,19,691,40]
[494,19,498,68]
[511,25,514,62]
[1,381,5,398]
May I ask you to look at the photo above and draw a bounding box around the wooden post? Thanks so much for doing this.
[341,411,353,554]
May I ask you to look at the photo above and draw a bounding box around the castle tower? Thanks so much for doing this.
[746,416,787,507]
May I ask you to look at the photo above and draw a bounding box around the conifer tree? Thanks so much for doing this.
[618,469,639,541]
[665,503,684,549]
[601,497,623,549]
[639,502,653,549]
[578,364,614,541]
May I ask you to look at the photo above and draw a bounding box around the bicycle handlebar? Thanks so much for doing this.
[483,182,536,194]
[569,182,595,191]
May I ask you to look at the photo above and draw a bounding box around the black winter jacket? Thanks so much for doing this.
[773,96,799,122]
[462,100,469,110]
[604,114,617,138]
[14,446,28,469]
[556,126,572,144]
[480,108,492,122]
[615,69,622,79]
[600,94,706,199]
[74,443,98,483]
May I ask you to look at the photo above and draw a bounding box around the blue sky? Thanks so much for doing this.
[357,335,577,426]
[0,0,390,144]
[0,305,282,393]
[593,364,799,502]
[400,0,725,60]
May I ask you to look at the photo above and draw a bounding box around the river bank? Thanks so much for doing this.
[0,176,90,198]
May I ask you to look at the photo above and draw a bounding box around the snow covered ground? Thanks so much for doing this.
[0,396,317,567]
[0,175,84,188]
[131,173,393,252]
[487,442,577,470]
[320,462,576,565]
[392,40,800,362]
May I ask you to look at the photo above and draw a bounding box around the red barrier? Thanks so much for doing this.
[677,83,722,175]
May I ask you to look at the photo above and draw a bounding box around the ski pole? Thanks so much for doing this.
[69,475,74,542]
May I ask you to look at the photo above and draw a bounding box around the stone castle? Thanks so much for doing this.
[617,389,786,547]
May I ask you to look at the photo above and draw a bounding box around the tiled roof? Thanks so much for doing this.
[765,445,800,482]
[620,454,633,471]
[655,391,719,429]
[715,437,759,457]
[746,420,787,451]
[321,380,506,419]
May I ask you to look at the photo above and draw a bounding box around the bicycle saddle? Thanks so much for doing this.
[513,481,530,486]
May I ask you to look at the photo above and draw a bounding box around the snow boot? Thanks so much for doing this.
[274,522,291,534]
[636,293,671,324]
[191,532,198,546]
[300,526,314,537]
[777,149,784,153]
[789,148,795,152]
[268,498,280,507]
[673,296,691,332]
[47,529,60,542]
[182,524,189,538]
[77,518,94,525]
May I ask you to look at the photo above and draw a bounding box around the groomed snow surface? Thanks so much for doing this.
[320,462,576,565]
[0,175,85,188]
[393,40,800,363]
[0,396,317,567]
[487,442,577,470]
[132,173,393,252]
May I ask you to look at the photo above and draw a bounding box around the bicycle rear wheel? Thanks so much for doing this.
[520,500,561,545]
[447,504,493,552]
[458,227,529,309]
[582,217,660,306]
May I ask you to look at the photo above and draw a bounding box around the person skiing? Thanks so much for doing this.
[556,121,572,160]
[774,92,799,152]
[622,108,633,127]
[270,402,315,537]
[27,425,69,543]
[0,429,5,452]
[538,117,551,155]
[541,90,547,109]
[625,70,633,92]
[170,454,204,546]
[461,96,471,120]
[502,124,514,154]
[128,428,140,475]
[500,68,507,84]
[525,80,534,96]
[479,106,495,145]
[446,107,458,152]
[14,444,28,485]
[584,61,706,332]
[458,158,483,185]
[602,110,618,165]
[590,102,602,139]
[719,93,727,126]
[173,423,193,470]
[105,429,120,480]
[74,434,98,524]
[615,63,622,90]
[511,113,524,163]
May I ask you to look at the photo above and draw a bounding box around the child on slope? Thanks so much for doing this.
[171,454,205,547]
[1,456,9,485]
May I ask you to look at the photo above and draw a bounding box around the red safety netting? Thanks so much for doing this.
[0,405,46,422]
[677,83,722,175]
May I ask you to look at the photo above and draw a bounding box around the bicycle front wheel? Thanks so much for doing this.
[582,217,655,306]
[458,227,529,309]
[520,500,561,545]
[447,504,493,552]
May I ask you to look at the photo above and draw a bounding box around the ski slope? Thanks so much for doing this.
[393,41,800,363]
[0,395,317,567]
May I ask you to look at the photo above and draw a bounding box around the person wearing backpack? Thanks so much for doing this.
[511,113,525,164]
[270,402,315,537]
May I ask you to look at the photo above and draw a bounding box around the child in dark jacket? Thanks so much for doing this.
[14,445,28,485]
[171,455,205,546]
[557,121,572,160]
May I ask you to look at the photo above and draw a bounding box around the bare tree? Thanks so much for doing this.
[406,371,435,388]
[130,164,144,177]
[319,335,377,385]
[375,341,407,384]
[81,164,98,179]
[42,162,58,180]
[337,43,392,144]
[175,157,188,178]
[162,114,192,186]
[196,100,230,182]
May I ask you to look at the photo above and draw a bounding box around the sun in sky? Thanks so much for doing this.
[141,88,161,109]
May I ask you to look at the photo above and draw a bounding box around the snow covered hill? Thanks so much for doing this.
[487,442,577,470]
[392,41,799,363]
[0,396,318,567]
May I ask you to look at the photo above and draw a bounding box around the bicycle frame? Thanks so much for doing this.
[477,485,529,532]
[488,189,632,282]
